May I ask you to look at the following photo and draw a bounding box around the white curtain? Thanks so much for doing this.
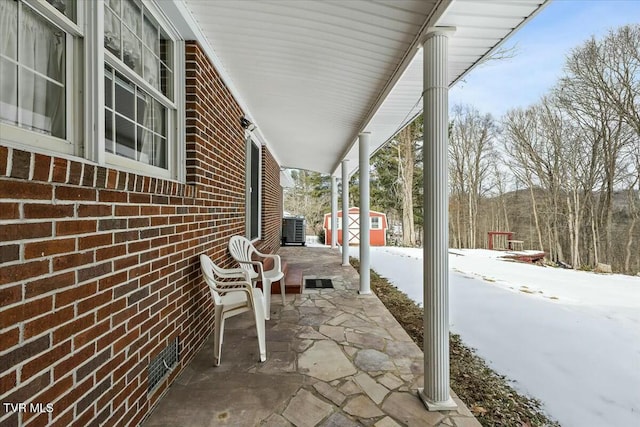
[0,0,18,125]
[0,1,65,138]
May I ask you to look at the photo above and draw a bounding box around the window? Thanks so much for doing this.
[0,0,80,153]
[103,0,176,175]
[371,216,381,229]
[0,0,183,179]
[246,138,261,240]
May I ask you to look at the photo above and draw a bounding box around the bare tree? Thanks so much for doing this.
[449,105,497,248]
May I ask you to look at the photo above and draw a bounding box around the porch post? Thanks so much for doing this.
[418,27,457,411]
[341,160,350,266]
[331,176,338,248]
[358,132,371,294]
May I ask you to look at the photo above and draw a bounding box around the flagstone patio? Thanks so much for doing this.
[142,246,479,427]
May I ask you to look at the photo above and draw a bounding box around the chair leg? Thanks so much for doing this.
[213,306,225,366]
[263,280,272,320]
[279,278,286,305]
[252,289,267,362]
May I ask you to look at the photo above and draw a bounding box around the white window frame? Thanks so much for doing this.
[370,216,381,230]
[0,0,84,157]
[246,135,262,241]
[1,0,185,181]
[95,0,184,180]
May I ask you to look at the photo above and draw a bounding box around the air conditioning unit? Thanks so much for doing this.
[282,217,305,246]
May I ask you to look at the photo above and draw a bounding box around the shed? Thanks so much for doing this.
[323,207,388,246]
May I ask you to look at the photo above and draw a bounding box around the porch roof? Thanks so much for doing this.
[164,0,548,177]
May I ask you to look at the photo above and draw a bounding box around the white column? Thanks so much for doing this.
[419,28,457,411]
[331,176,338,249]
[341,160,350,266]
[358,133,371,294]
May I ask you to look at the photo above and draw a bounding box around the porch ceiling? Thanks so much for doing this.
[175,0,548,176]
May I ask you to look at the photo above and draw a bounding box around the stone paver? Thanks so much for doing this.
[283,389,334,427]
[298,340,357,381]
[354,372,389,404]
[142,247,481,427]
[343,395,385,418]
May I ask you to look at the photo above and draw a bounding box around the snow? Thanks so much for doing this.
[358,246,640,427]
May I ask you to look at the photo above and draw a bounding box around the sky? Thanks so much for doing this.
[449,0,640,119]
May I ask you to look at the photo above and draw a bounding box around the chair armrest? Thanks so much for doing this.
[236,260,264,277]
[255,252,281,272]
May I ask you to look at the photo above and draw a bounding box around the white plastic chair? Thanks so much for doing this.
[228,236,285,320]
[199,254,266,366]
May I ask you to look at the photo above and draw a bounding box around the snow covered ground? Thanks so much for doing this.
[357,246,640,427]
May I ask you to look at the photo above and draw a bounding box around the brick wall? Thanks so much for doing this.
[0,41,281,427]
[259,148,283,254]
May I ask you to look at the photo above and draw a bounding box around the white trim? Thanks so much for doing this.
[84,0,105,164]
[23,0,84,36]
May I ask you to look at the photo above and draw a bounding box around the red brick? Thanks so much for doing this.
[96,243,127,261]
[0,327,19,353]
[0,285,22,307]
[78,233,112,250]
[55,219,96,236]
[0,244,19,263]
[32,374,73,416]
[24,238,75,259]
[0,146,7,176]
[55,186,96,201]
[0,260,50,285]
[21,339,72,380]
[24,203,74,219]
[78,261,112,283]
[114,255,138,271]
[78,204,112,217]
[0,370,17,396]
[25,271,75,298]
[0,180,52,199]
[0,296,52,329]
[51,157,68,183]
[74,318,110,348]
[52,251,93,272]
[77,290,112,315]
[53,344,94,380]
[0,222,52,241]
[33,153,52,181]
[0,335,50,370]
[99,189,127,203]
[11,149,30,179]
[52,312,95,345]
[24,306,75,339]
[115,205,140,216]
[0,202,19,219]
[55,282,96,309]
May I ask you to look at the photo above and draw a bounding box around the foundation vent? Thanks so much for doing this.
[148,337,180,393]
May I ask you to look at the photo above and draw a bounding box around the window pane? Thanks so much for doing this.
[115,115,135,159]
[122,27,142,74]
[160,38,173,98]
[20,5,66,84]
[105,73,113,108]
[153,135,167,168]
[122,0,141,36]
[46,0,76,23]
[104,7,121,58]
[105,109,114,153]
[0,0,18,60]
[19,68,65,138]
[0,58,18,126]
[114,76,135,121]
[106,0,121,16]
